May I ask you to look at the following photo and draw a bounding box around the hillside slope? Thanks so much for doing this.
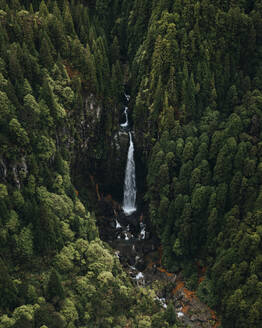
[127,1,262,327]
[0,1,176,327]
[1,1,262,328]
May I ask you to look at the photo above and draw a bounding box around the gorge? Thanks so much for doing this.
[0,1,262,328]
[96,97,221,328]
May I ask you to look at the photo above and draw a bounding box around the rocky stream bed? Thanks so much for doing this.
[96,198,220,328]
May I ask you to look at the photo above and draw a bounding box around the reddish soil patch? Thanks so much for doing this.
[153,248,220,327]
[64,62,81,79]
[173,281,184,294]
[157,266,174,277]
[172,277,220,327]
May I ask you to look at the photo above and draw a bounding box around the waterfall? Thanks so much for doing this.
[122,132,136,215]
[120,107,128,128]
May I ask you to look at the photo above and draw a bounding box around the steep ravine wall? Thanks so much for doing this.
[72,93,131,205]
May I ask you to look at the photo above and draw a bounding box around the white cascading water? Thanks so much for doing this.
[122,132,136,215]
[120,107,129,128]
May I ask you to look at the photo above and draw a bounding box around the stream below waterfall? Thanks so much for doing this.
[115,92,155,289]
[96,93,220,328]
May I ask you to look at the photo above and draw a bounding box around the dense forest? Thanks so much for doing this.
[0,0,262,327]
[130,1,262,328]
[0,1,175,327]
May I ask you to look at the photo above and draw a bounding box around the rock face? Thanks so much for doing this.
[0,156,28,189]
[79,95,133,199]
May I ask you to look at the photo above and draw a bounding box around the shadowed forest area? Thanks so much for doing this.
[0,1,262,327]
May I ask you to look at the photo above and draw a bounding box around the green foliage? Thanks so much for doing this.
[1,1,262,327]
[0,2,152,326]
[15,225,34,259]
[0,258,19,310]
[130,1,262,327]
[197,278,217,308]
[0,184,7,199]
[34,303,66,328]
[46,269,65,302]
[9,118,29,146]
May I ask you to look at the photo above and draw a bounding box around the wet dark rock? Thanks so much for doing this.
[97,198,218,328]
[142,243,156,255]
[97,199,115,217]
[117,213,128,226]
[135,259,146,271]
[118,212,141,235]
[109,220,116,229]
[128,257,136,266]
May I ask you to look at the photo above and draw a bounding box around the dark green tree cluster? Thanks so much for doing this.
[127,0,262,327]
[2,0,262,327]
[0,1,177,328]
[0,0,107,263]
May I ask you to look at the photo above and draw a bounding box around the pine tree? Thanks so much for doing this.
[167,65,178,108]
[151,77,163,123]
[0,258,18,310]
[40,36,54,69]
[187,72,196,119]
[8,44,23,83]
[39,0,49,17]
[111,36,120,64]
[63,1,75,36]
[46,269,65,301]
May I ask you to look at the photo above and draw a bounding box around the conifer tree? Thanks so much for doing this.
[40,36,54,69]
[63,1,75,36]
[46,269,65,301]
